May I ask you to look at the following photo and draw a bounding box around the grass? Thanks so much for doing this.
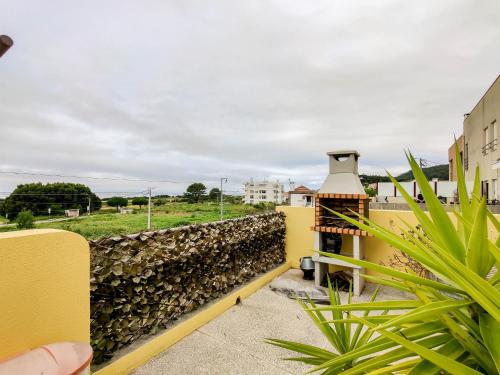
[0,202,267,240]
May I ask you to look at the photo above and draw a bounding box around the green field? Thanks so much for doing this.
[0,202,269,240]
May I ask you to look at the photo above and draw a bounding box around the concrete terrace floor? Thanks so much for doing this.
[133,269,407,375]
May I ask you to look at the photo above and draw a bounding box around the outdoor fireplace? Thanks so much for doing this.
[313,151,370,236]
[312,150,370,296]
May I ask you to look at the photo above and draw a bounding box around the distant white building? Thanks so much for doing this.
[289,185,315,207]
[376,179,473,203]
[64,209,80,217]
[244,179,284,204]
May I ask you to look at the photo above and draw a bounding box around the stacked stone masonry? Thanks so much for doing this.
[89,213,286,363]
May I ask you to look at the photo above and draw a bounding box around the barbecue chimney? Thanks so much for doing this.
[319,150,364,194]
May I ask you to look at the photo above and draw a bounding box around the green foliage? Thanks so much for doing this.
[360,174,390,184]
[173,220,190,227]
[364,186,376,197]
[268,144,500,374]
[209,187,221,201]
[267,283,384,373]
[131,197,148,208]
[252,202,276,210]
[16,210,35,229]
[153,198,167,206]
[0,202,266,239]
[184,183,207,203]
[3,182,101,219]
[107,196,128,211]
[224,195,243,204]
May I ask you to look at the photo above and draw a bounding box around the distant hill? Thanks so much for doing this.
[360,164,449,184]
[396,164,449,181]
[359,174,391,184]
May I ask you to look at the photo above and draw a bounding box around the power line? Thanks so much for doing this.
[0,191,147,196]
[0,170,193,184]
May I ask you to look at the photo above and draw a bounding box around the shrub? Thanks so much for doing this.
[131,197,148,209]
[267,145,500,374]
[16,210,35,229]
[154,198,167,206]
[107,197,128,211]
[173,220,190,227]
[208,188,221,201]
[364,186,376,197]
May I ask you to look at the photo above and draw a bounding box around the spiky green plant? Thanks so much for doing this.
[267,145,499,374]
[267,281,385,373]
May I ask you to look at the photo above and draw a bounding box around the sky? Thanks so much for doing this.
[1,0,499,196]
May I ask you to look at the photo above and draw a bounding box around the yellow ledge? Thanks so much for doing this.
[94,261,291,375]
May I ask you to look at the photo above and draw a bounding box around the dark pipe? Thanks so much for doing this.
[0,35,14,58]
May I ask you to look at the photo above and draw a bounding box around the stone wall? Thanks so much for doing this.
[89,213,285,363]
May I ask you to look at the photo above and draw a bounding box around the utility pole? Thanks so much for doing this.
[147,187,152,230]
[220,178,227,220]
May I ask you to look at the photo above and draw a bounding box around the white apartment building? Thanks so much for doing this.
[463,75,500,202]
[244,179,284,204]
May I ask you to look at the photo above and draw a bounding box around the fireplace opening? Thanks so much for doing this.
[313,193,370,236]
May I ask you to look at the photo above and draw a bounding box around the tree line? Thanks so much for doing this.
[0,182,241,221]
[1,182,102,219]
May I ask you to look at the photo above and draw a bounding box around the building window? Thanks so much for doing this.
[261,195,267,199]
[481,180,489,199]
[250,195,254,199]
[306,196,312,206]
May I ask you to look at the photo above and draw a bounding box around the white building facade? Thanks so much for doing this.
[463,75,500,202]
[244,180,284,204]
[289,186,315,207]
[376,180,473,203]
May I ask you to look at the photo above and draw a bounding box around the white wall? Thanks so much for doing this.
[290,194,314,207]
[377,183,394,197]
[377,181,473,201]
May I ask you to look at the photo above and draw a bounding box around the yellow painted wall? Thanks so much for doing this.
[277,206,500,276]
[276,206,315,268]
[0,229,90,360]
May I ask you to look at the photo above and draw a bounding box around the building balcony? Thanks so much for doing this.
[481,138,498,155]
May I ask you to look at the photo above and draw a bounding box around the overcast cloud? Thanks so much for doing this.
[1,0,499,195]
